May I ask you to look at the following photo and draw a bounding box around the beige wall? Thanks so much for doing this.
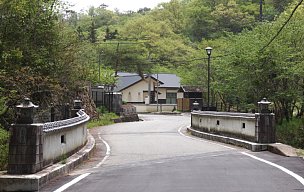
[157,88,167,100]
[121,78,179,103]
[121,78,156,103]
[134,104,177,113]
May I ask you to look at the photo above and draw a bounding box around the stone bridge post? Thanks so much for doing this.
[256,98,276,143]
[8,98,44,174]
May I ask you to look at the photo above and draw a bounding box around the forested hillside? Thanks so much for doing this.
[1,0,304,147]
[66,0,303,122]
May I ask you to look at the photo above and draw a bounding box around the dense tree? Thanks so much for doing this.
[0,0,299,127]
[0,0,98,126]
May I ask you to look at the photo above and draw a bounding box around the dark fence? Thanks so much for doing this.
[34,103,72,123]
[91,86,122,114]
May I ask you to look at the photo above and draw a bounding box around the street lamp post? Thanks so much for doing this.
[205,47,212,110]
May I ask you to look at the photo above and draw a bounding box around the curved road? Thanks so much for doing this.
[42,114,304,192]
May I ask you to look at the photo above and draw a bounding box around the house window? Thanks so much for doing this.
[166,93,177,104]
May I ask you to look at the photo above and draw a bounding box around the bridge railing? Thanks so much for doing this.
[191,99,275,144]
[8,98,90,174]
[42,109,90,167]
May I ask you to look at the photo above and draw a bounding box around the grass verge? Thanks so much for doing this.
[88,113,119,129]
[276,118,304,149]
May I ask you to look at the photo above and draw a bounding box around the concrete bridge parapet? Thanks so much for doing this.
[190,98,275,150]
[8,98,90,175]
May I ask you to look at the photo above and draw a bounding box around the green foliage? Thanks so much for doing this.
[59,153,67,164]
[276,118,304,149]
[0,88,7,116]
[96,106,108,114]
[0,0,300,148]
[0,127,9,170]
[87,112,118,129]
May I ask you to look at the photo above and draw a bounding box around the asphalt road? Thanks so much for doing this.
[41,114,304,192]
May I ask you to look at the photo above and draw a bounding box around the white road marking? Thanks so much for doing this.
[53,173,91,192]
[180,125,304,186]
[94,133,111,168]
[53,132,111,192]
[178,126,235,150]
[242,152,304,186]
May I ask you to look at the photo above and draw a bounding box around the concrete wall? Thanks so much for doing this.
[191,111,257,141]
[42,110,90,166]
[134,104,177,113]
[43,122,87,165]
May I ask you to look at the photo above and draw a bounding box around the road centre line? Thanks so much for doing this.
[178,126,304,186]
[53,133,111,192]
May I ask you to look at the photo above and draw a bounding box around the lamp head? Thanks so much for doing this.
[205,47,212,56]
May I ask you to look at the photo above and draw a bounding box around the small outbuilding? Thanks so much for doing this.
[177,86,203,112]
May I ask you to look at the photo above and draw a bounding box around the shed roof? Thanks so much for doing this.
[178,86,203,93]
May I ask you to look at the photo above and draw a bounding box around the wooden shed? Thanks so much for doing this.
[177,86,203,112]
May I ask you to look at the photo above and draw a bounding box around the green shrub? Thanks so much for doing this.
[96,106,108,114]
[276,118,304,149]
[0,127,9,170]
[88,113,118,129]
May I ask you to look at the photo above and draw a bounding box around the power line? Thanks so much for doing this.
[260,0,304,52]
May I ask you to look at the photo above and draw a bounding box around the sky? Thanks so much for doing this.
[65,0,171,12]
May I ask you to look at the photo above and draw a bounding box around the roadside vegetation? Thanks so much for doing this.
[0,127,9,171]
[88,107,119,128]
[0,0,303,161]
[276,118,304,149]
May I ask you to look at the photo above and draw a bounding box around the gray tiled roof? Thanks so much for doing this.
[114,72,180,91]
[152,74,180,88]
[114,72,142,92]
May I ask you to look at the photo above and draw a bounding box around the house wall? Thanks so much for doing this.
[121,78,156,103]
[157,88,167,100]
[121,78,179,104]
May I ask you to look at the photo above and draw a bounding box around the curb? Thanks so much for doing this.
[187,126,268,152]
[187,126,299,156]
[0,133,96,192]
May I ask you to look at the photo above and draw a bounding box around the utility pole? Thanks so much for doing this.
[147,52,151,104]
[156,73,159,112]
[98,50,103,82]
[115,42,120,76]
[259,0,263,22]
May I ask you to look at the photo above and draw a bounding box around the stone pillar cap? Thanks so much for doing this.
[258,98,271,105]
[16,98,38,108]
